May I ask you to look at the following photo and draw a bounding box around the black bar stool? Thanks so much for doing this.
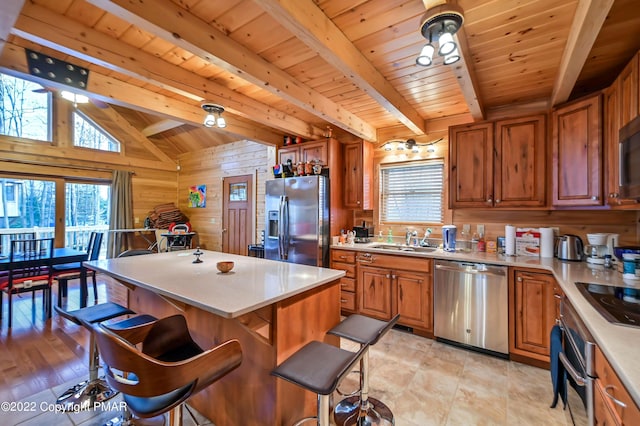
[54,301,156,412]
[272,341,367,426]
[328,314,400,426]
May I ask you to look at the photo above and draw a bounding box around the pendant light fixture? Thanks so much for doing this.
[201,102,226,128]
[415,3,464,67]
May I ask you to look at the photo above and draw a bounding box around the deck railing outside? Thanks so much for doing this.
[0,226,110,258]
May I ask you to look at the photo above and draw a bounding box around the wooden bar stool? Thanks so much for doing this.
[328,314,400,426]
[272,341,367,426]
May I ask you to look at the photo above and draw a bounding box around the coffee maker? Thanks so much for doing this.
[585,233,619,265]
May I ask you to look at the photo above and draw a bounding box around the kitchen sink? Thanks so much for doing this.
[369,244,437,253]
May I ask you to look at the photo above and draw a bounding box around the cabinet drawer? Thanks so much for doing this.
[356,252,431,273]
[332,262,356,278]
[595,346,640,424]
[331,250,356,263]
[340,277,356,292]
[340,291,356,311]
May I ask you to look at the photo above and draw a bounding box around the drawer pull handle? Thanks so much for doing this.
[554,294,563,300]
[341,299,348,303]
[604,385,627,409]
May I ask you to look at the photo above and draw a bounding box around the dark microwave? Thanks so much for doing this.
[619,115,640,200]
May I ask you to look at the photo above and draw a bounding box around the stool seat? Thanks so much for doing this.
[59,302,134,326]
[327,314,399,346]
[272,341,367,426]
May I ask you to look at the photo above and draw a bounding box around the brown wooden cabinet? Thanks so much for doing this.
[356,252,432,335]
[277,140,328,166]
[509,268,557,366]
[594,346,640,425]
[551,94,603,207]
[330,249,357,314]
[449,115,546,208]
[618,54,638,129]
[343,140,373,209]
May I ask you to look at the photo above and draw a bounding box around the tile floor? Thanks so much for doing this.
[5,325,572,425]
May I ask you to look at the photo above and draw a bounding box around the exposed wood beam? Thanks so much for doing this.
[0,42,283,146]
[78,103,176,164]
[550,0,614,106]
[86,0,377,141]
[254,0,426,136]
[0,0,24,53]
[451,26,484,120]
[13,2,322,140]
[142,119,183,137]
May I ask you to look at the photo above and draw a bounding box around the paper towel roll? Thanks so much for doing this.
[540,227,555,258]
[505,225,516,256]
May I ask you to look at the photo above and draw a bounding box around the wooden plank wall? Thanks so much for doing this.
[176,140,275,251]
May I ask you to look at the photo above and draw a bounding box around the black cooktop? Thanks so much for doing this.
[575,282,640,327]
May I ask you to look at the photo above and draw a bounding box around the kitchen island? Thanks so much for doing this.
[331,242,640,408]
[85,250,345,426]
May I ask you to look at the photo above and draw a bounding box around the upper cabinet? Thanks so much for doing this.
[618,55,638,128]
[449,115,546,209]
[277,140,328,166]
[343,140,373,209]
[551,94,603,207]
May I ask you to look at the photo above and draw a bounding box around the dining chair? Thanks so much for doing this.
[53,232,103,307]
[0,237,54,328]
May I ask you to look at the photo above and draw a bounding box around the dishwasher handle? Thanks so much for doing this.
[435,263,506,277]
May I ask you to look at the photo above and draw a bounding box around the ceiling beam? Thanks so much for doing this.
[254,0,426,136]
[451,26,485,121]
[142,119,183,137]
[86,0,377,141]
[550,0,614,106]
[13,2,323,140]
[0,42,283,146]
[0,0,24,53]
[78,103,177,164]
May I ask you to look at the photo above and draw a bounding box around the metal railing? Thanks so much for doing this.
[0,225,109,257]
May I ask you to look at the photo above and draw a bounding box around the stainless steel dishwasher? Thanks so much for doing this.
[434,259,508,356]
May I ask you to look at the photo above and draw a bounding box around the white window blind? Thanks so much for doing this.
[380,160,444,223]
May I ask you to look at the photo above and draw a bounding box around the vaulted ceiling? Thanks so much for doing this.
[1,0,640,160]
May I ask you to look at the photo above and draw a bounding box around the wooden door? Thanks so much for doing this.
[551,94,603,206]
[618,54,638,128]
[449,122,494,208]
[394,270,432,332]
[222,175,253,255]
[512,270,556,358]
[300,141,327,165]
[343,142,363,209]
[277,145,299,166]
[358,265,392,320]
[494,115,546,207]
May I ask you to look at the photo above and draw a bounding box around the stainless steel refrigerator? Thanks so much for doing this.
[265,175,329,267]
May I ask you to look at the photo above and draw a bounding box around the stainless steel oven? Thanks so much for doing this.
[559,297,597,426]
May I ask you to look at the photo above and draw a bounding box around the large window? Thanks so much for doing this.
[0,73,51,141]
[73,111,120,152]
[65,182,110,255]
[380,160,444,223]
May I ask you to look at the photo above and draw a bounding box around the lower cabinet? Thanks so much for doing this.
[330,249,357,314]
[509,267,560,366]
[356,252,433,335]
[594,346,640,425]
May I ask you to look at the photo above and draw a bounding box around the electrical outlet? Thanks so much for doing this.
[134,217,139,224]
[210,218,216,224]
[477,224,485,235]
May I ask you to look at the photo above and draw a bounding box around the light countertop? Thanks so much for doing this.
[85,250,345,318]
[332,242,640,405]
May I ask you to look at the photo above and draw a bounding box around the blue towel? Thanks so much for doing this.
[550,324,567,408]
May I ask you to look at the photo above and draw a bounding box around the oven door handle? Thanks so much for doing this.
[559,352,586,386]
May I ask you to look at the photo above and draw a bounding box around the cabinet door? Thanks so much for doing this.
[494,115,546,207]
[343,141,373,209]
[358,265,392,320]
[278,145,299,165]
[551,95,603,206]
[449,122,494,208]
[619,54,638,128]
[512,270,556,358]
[395,270,432,332]
[300,141,327,165]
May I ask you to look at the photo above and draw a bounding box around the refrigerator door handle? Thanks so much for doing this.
[282,196,289,259]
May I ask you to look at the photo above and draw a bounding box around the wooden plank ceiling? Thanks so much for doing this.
[1,0,640,159]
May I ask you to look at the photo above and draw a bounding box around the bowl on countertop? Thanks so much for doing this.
[613,246,640,262]
[216,261,235,273]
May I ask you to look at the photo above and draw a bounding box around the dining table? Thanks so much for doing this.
[0,247,90,307]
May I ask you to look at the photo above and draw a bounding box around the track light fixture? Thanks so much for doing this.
[201,102,226,128]
[381,138,443,154]
[416,4,464,67]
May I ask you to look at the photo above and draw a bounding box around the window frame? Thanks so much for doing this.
[72,110,121,153]
[0,72,53,142]
[379,159,445,225]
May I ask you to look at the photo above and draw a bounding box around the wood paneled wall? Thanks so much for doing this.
[177,140,275,251]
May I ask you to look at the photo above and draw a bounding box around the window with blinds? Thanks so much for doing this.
[380,160,444,223]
